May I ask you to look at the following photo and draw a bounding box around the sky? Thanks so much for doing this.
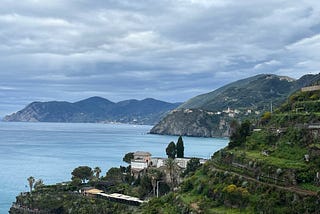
[1,0,320,116]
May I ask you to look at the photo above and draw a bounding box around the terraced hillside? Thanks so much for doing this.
[142,85,320,213]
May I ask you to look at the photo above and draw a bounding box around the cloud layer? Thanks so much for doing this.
[1,0,320,115]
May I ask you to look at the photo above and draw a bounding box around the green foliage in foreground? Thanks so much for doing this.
[12,185,133,214]
[141,89,320,213]
[140,163,320,213]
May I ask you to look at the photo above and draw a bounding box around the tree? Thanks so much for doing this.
[27,176,35,193]
[71,166,93,183]
[104,167,124,183]
[228,120,252,149]
[239,120,251,140]
[229,120,240,148]
[166,141,176,159]
[70,177,82,187]
[182,158,201,177]
[34,179,44,190]
[165,158,178,189]
[147,169,163,196]
[123,152,134,164]
[261,111,272,124]
[176,136,184,158]
[138,175,152,198]
[93,166,102,179]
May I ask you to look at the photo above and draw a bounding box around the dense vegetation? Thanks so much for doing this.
[141,87,320,213]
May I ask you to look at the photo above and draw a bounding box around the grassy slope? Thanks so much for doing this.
[140,88,320,213]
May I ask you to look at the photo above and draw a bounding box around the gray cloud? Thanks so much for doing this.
[0,0,320,116]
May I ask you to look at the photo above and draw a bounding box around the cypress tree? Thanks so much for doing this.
[176,136,184,158]
[166,141,176,159]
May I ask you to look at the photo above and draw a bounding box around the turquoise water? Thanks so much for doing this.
[0,122,228,213]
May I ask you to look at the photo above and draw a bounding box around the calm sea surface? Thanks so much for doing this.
[0,122,228,213]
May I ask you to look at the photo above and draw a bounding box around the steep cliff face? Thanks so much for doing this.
[3,97,181,125]
[150,109,229,137]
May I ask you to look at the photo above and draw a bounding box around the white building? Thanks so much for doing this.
[175,158,191,168]
[131,151,152,178]
[131,160,148,169]
[151,157,166,168]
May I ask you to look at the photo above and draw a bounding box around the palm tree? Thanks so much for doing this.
[165,158,178,190]
[27,176,35,193]
[94,167,102,179]
[148,169,163,196]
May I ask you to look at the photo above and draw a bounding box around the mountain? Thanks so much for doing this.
[3,97,181,125]
[150,73,320,137]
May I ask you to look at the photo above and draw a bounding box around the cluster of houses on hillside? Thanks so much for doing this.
[216,107,261,118]
[130,151,207,179]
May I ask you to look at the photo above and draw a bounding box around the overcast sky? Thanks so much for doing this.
[1,0,320,116]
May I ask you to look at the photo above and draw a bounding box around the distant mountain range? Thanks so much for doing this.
[150,73,320,137]
[3,97,181,125]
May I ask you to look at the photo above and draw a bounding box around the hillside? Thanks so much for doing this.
[141,84,320,213]
[151,73,320,137]
[3,97,181,125]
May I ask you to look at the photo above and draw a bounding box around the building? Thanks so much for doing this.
[133,151,152,165]
[175,158,191,168]
[131,151,152,178]
[130,150,208,179]
[150,157,167,168]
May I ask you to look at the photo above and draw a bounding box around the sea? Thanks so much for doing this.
[0,122,228,213]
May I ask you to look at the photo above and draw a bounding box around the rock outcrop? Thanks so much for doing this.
[150,109,229,137]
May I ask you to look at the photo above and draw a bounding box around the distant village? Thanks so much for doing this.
[173,106,261,119]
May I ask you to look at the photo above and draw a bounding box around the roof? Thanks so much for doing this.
[131,159,148,163]
[134,151,151,156]
[85,188,104,194]
[97,192,145,204]
[151,157,167,160]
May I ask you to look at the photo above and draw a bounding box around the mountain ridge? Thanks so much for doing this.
[3,97,181,125]
[151,73,320,137]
